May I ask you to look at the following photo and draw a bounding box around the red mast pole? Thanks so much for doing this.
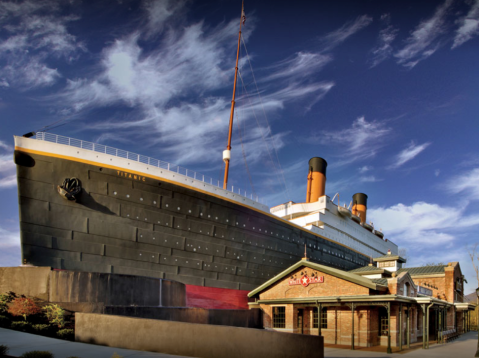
[223,1,244,190]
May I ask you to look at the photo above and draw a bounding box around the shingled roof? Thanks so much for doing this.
[397,265,447,276]
[371,278,388,286]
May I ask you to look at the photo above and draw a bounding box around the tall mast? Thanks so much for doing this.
[223,1,244,190]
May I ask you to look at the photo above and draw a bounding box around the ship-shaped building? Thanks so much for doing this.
[14,132,397,304]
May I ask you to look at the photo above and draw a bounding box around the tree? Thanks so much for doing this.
[8,298,41,321]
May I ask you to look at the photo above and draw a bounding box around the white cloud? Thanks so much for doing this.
[369,14,399,67]
[452,0,479,49]
[369,201,479,250]
[395,0,453,68]
[318,116,391,165]
[446,168,479,200]
[59,13,333,167]
[320,15,373,51]
[143,0,187,36]
[389,141,431,169]
[262,52,332,82]
[359,165,372,173]
[0,0,84,90]
[0,141,16,189]
[0,226,19,249]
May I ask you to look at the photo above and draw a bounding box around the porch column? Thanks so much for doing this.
[406,306,410,349]
[463,310,466,333]
[438,307,442,343]
[399,303,403,351]
[426,303,433,349]
[317,303,322,337]
[422,304,426,349]
[351,303,355,350]
[387,302,392,354]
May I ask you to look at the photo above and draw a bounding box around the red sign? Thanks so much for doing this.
[289,275,324,287]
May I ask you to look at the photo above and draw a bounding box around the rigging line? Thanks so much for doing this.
[238,72,286,201]
[240,35,291,202]
[240,44,291,200]
[234,103,257,197]
[236,41,256,197]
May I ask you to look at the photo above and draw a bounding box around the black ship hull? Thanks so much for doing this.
[15,147,370,292]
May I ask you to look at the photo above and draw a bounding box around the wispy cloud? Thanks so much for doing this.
[0,0,84,90]
[452,0,479,49]
[319,15,373,51]
[359,165,372,173]
[57,8,333,167]
[389,141,431,169]
[369,14,399,67]
[394,0,453,68]
[0,140,16,189]
[446,168,479,200]
[142,0,187,37]
[317,116,391,165]
[262,52,332,82]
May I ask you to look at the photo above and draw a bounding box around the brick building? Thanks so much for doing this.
[248,252,476,352]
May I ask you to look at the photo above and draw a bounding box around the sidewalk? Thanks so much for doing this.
[1,327,477,358]
[0,328,191,358]
[324,331,478,357]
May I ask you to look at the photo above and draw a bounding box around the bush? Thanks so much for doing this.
[8,297,41,321]
[43,304,65,328]
[32,324,52,334]
[0,315,10,328]
[11,321,32,332]
[0,291,16,314]
[56,328,74,340]
[0,344,9,356]
[20,351,54,358]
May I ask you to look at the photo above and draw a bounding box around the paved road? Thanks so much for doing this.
[1,327,477,358]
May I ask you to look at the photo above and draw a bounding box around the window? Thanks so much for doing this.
[273,306,285,328]
[378,308,388,336]
[313,308,327,329]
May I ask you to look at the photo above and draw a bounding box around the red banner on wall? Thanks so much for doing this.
[289,275,324,287]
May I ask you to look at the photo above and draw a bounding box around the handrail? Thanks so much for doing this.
[34,132,262,204]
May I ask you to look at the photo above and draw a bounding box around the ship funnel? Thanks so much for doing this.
[306,157,327,203]
[352,193,368,224]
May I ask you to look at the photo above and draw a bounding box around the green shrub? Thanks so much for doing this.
[32,324,52,334]
[11,320,32,332]
[0,344,9,356]
[56,328,74,340]
[43,304,65,328]
[20,351,54,358]
[0,315,10,328]
[0,291,16,314]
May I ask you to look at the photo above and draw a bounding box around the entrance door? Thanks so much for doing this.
[297,309,304,334]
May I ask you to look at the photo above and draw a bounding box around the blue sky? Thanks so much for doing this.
[1,0,478,294]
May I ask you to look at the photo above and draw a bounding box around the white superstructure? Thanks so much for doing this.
[271,196,398,258]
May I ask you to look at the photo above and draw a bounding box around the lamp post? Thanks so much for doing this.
[475,287,479,358]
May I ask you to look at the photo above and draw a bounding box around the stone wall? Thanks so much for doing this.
[76,313,324,358]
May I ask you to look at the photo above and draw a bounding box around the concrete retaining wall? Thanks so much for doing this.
[0,267,51,300]
[76,313,323,358]
[0,267,186,307]
[104,306,262,328]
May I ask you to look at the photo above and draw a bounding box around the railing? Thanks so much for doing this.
[35,132,262,204]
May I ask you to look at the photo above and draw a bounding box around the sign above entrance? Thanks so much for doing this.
[289,274,324,287]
